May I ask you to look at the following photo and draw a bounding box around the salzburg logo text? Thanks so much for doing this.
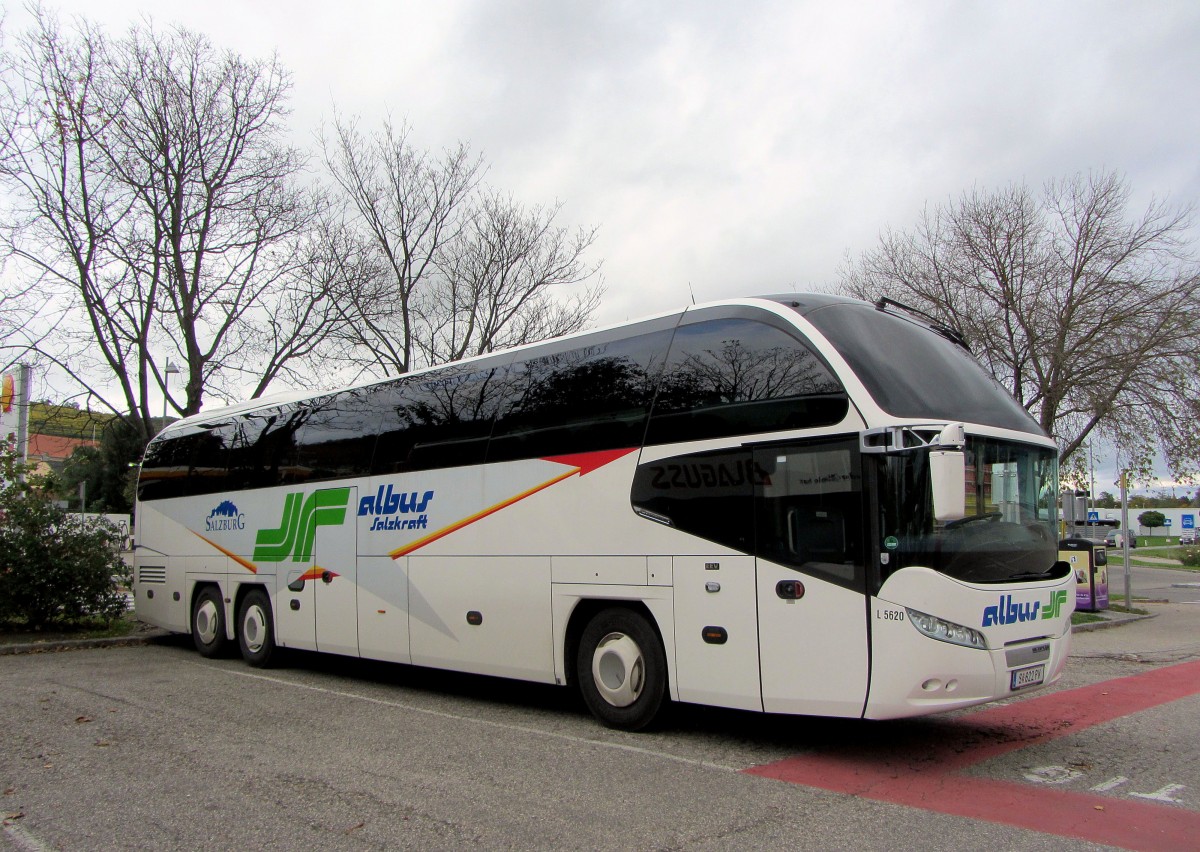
[206,500,245,531]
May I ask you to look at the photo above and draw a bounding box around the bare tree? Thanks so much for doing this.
[419,190,602,365]
[841,170,1200,483]
[321,117,602,375]
[321,115,483,375]
[0,8,346,441]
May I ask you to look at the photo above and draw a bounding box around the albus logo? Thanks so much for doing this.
[981,589,1069,627]
[358,485,434,532]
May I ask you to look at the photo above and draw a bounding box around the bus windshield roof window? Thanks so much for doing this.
[801,303,1041,433]
[875,436,1062,587]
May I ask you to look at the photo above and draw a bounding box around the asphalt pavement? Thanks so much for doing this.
[2,584,1198,850]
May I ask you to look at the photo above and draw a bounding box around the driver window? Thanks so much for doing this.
[754,437,864,591]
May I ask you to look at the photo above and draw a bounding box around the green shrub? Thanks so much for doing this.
[0,439,130,629]
[1180,548,1200,568]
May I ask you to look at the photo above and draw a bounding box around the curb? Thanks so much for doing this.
[0,628,171,656]
[1071,611,1156,633]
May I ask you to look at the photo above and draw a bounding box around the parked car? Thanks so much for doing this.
[1105,530,1138,549]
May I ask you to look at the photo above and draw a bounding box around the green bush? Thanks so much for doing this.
[1180,548,1200,568]
[0,439,130,629]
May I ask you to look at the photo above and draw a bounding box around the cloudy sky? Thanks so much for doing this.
[10,0,1200,489]
[14,0,1200,323]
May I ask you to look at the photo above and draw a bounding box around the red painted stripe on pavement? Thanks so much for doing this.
[746,658,1200,850]
[749,758,1200,851]
[934,658,1200,770]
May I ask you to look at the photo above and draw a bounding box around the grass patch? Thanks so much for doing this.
[1072,612,1105,625]
[0,611,141,646]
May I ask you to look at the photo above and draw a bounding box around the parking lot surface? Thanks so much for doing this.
[3,604,1198,851]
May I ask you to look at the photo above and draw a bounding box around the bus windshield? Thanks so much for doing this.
[876,437,1061,586]
[799,300,1042,433]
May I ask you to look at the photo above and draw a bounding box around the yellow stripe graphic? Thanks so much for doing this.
[191,531,259,573]
[389,468,578,559]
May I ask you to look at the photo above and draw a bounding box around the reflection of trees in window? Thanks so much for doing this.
[398,364,509,430]
[228,405,311,489]
[490,330,672,459]
[374,363,510,473]
[503,352,656,427]
[297,388,382,479]
[656,337,840,411]
[139,427,233,500]
[647,318,848,444]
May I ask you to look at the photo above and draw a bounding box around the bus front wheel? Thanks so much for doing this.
[576,608,666,731]
[191,586,229,658]
[237,588,276,668]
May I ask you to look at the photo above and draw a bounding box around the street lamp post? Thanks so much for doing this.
[163,360,180,425]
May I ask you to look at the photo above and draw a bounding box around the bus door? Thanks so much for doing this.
[753,441,870,718]
[311,486,359,657]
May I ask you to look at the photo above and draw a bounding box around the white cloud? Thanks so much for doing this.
[8,0,1200,451]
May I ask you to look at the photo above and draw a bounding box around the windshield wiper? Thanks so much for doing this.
[875,297,971,351]
[1005,570,1054,581]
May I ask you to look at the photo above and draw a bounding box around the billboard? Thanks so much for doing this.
[2,367,30,470]
[1,371,18,439]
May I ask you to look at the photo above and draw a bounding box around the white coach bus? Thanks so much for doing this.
[133,294,1072,730]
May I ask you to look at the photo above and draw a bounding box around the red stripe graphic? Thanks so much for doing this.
[390,448,637,559]
[746,659,1200,850]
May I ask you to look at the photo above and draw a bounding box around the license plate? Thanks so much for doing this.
[1010,665,1045,690]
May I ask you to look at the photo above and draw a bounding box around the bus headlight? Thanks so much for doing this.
[905,608,987,650]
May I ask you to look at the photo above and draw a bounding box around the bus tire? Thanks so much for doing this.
[191,585,229,658]
[237,588,276,668]
[576,608,666,731]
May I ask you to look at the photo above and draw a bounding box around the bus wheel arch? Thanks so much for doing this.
[235,585,277,668]
[572,603,668,731]
[190,583,230,658]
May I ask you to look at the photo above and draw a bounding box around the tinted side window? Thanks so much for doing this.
[138,426,232,501]
[630,448,760,554]
[296,387,385,481]
[753,438,864,590]
[227,405,309,490]
[488,329,674,462]
[373,363,511,475]
[645,317,848,445]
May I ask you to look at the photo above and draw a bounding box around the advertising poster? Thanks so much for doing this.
[1,371,18,440]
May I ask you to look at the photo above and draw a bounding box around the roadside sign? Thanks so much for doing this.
[1183,515,1195,530]
[1164,518,1172,527]
[1086,511,1100,523]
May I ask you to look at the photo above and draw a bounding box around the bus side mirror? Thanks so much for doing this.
[930,450,966,522]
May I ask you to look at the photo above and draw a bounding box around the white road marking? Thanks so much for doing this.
[1090,776,1129,792]
[1022,765,1083,785]
[193,661,744,773]
[2,819,55,852]
[1130,784,1187,803]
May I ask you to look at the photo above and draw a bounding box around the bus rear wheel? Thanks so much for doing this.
[237,588,276,668]
[191,586,229,658]
[576,608,666,731]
